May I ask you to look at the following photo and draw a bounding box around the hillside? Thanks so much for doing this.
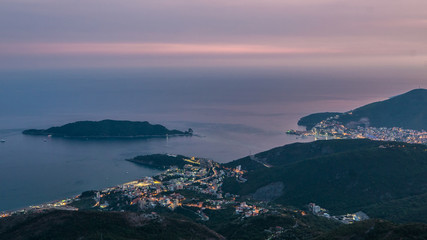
[2,139,427,238]
[22,119,191,138]
[225,139,383,170]
[360,192,427,223]
[298,89,427,130]
[298,112,342,130]
[223,139,427,222]
[2,206,426,239]
[317,219,427,240]
[0,210,224,240]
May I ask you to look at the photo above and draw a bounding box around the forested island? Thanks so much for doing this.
[22,120,193,138]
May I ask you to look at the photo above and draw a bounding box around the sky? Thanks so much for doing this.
[0,0,427,70]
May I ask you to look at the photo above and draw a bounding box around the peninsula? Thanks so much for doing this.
[298,89,427,131]
[127,154,199,170]
[290,89,427,144]
[22,120,193,138]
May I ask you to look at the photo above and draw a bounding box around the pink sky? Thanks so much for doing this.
[0,43,341,56]
[0,0,426,69]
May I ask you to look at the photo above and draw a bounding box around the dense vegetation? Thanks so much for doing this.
[0,210,224,240]
[298,88,427,130]
[225,139,383,170]
[223,139,427,222]
[2,207,426,239]
[317,219,427,240]
[298,112,342,130]
[127,154,191,169]
[360,192,427,223]
[22,119,191,138]
[203,209,341,240]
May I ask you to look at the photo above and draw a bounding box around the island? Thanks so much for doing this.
[22,119,193,138]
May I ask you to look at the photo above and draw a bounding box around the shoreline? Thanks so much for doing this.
[0,170,162,216]
[22,133,194,139]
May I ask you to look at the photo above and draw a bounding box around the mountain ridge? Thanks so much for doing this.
[223,139,427,222]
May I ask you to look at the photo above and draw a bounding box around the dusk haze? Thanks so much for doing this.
[1,0,427,70]
[0,1,426,239]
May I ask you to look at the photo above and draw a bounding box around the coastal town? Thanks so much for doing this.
[0,155,368,228]
[288,115,427,145]
[0,157,265,221]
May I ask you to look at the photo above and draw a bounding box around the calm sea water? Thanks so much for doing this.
[0,67,423,211]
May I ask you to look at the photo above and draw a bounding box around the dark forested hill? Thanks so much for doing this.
[223,139,427,222]
[298,112,342,130]
[2,205,426,240]
[224,139,383,170]
[298,89,427,130]
[0,210,224,240]
[317,219,427,240]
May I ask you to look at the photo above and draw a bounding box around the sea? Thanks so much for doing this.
[0,66,423,211]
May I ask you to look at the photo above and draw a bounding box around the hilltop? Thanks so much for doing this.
[298,89,427,130]
[22,120,192,138]
[223,139,427,222]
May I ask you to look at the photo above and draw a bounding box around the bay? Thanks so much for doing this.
[0,67,422,211]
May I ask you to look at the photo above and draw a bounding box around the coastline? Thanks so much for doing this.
[23,133,194,139]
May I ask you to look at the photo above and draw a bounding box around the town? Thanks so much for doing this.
[288,115,427,145]
[0,155,369,229]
